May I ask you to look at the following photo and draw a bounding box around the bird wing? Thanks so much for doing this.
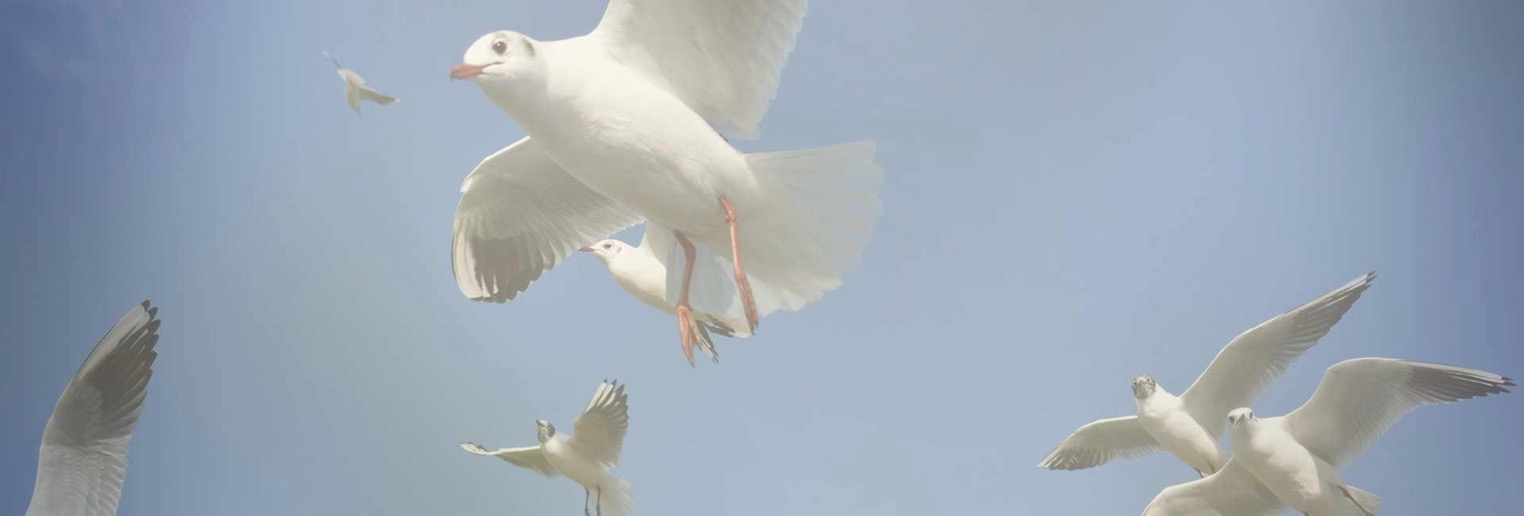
[454,137,643,302]
[1282,357,1513,468]
[1142,459,1282,516]
[28,301,161,516]
[570,380,630,468]
[459,442,558,477]
[1180,272,1375,438]
[353,83,399,106]
[588,0,807,139]
[1036,416,1160,470]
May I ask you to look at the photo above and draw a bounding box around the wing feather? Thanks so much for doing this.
[28,301,161,516]
[453,137,643,302]
[1036,416,1159,471]
[590,0,807,139]
[1282,358,1512,467]
[460,442,558,477]
[1180,272,1375,437]
[570,380,630,468]
[1142,459,1282,515]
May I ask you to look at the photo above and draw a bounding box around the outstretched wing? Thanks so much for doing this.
[28,301,161,516]
[1037,416,1160,471]
[1282,358,1512,467]
[1142,459,1282,516]
[354,84,398,106]
[570,380,630,468]
[589,0,807,139]
[453,137,643,302]
[1180,272,1375,438]
[459,442,558,477]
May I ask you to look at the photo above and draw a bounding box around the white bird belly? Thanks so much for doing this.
[543,438,613,491]
[513,56,753,244]
[1139,408,1223,474]
[1235,430,1336,513]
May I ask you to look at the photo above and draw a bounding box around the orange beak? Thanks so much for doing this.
[450,63,487,80]
[579,246,594,252]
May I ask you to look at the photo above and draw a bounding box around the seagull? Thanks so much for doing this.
[1143,358,1513,515]
[462,380,633,516]
[323,52,398,115]
[26,301,161,516]
[1039,272,1375,477]
[448,0,884,365]
[580,225,761,364]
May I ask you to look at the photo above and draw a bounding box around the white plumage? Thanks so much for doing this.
[1040,273,1375,476]
[448,0,882,364]
[462,380,634,516]
[27,301,161,516]
[324,52,398,115]
[1143,358,1512,515]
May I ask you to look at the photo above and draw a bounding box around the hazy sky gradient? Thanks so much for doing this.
[2,1,1521,514]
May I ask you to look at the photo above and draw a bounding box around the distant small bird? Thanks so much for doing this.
[581,224,760,365]
[1143,358,1512,515]
[27,301,161,516]
[462,380,632,516]
[323,52,398,115]
[1039,272,1375,477]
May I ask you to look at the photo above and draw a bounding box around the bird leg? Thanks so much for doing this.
[717,195,759,333]
[1339,486,1376,516]
[596,485,603,516]
[583,487,591,516]
[674,230,706,366]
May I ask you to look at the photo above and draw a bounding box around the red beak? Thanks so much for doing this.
[579,246,594,252]
[450,63,487,80]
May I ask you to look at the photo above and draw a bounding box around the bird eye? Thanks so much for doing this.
[492,41,508,55]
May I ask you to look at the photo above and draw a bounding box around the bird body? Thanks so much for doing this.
[1230,414,1351,514]
[483,37,748,241]
[1135,388,1225,477]
[462,380,633,516]
[1039,273,1376,474]
[1143,358,1512,515]
[449,2,883,363]
[324,52,398,115]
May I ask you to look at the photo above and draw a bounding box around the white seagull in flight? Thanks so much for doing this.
[1039,272,1375,477]
[462,380,633,516]
[1143,358,1512,515]
[323,52,398,115]
[581,225,760,364]
[27,301,161,516]
[448,0,883,365]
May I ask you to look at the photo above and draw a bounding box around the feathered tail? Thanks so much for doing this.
[597,478,633,516]
[657,141,884,321]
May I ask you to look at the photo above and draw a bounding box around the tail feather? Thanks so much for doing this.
[1342,484,1382,515]
[653,142,883,324]
[597,478,633,516]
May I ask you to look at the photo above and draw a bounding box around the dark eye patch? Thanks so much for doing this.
[493,41,507,55]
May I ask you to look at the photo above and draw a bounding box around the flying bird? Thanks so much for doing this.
[581,225,761,364]
[1039,272,1375,477]
[324,52,398,115]
[448,0,883,365]
[26,301,162,516]
[462,380,633,516]
[1143,358,1512,515]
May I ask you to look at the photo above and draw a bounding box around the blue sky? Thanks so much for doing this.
[2,1,1521,514]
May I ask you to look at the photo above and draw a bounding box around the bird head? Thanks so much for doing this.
[1131,375,1158,399]
[535,420,556,443]
[579,239,630,264]
[1227,408,1258,428]
[452,31,543,91]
